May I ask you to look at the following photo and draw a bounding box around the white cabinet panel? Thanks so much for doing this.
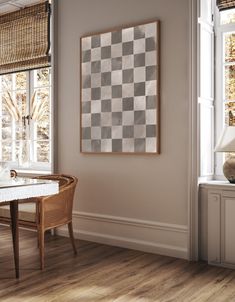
[202,182,235,269]
[222,198,235,264]
[208,193,221,264]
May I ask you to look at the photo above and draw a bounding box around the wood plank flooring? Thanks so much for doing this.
[0,226,235,301]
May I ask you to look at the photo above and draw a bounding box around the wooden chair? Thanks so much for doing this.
[0,174,78,269]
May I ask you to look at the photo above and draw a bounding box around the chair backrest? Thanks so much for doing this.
[35,174,77,189]
[35,174,78,226]
[35,175,78,202]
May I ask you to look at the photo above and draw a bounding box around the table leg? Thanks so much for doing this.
[9,200,19,278]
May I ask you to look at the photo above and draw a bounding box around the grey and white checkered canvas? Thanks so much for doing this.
[81,21,159,153]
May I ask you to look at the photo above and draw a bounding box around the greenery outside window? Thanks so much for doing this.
[0,67,52,172]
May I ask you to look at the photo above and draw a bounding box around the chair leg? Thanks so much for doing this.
[37,227,40,248]
[39,228,45,269]
[68,222,77,255]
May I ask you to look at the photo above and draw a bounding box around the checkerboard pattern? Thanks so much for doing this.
[81,21,159,153]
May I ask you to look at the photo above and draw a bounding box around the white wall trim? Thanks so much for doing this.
[76,211,188,233]
[57,211,188,260]
[187,0,199,261]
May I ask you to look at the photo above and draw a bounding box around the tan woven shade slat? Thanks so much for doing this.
[0,1,51,75]
[217,0,235,11]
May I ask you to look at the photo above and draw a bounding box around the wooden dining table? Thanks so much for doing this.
[0,177,58,278]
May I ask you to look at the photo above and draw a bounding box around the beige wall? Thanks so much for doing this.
[57,0,190,258]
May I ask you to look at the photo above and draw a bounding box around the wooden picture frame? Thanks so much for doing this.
[80,20,160,154]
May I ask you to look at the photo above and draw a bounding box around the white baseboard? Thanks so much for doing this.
[57,211,188,260]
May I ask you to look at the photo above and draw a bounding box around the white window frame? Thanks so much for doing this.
[198,0,215,181]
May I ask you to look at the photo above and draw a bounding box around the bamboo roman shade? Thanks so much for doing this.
[217,0,235,11]
[0,1,51,75]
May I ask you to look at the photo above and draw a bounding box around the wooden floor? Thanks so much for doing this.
[0,227,235,302]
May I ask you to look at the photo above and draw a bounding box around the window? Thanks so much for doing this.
[0,1,52,173]
[199,1,235,180]
[215,6,235,176]
[0,67,52,172]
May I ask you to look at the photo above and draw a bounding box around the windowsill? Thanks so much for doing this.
[16,169,52,177]
[198,174,226,183]
[199,179,235,189]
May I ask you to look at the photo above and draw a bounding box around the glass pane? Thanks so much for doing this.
[1,91,21,122]
[15,72,26,90]
[225,102,235,172]
[16,91,27,118]
[225,65,235,101]
[1,74,12,91]
[2,113,11,123]
[221,8,235,25]
[15,140,30,167]
[15,140,20,162]
[15,124,27,141]
[225,101,235,125]
[36,141,49,163]
[34,68,50,88]
[36,88,50,107]
[31,88,50,121]
[2,123,12,140]
[2,104,12,120]
[37,116,50,140]
[2,141,12,161]
[224,33,235,63]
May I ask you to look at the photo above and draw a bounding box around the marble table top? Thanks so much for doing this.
[0,177,59,202]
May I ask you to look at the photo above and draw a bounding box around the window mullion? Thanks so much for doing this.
[29,70,35,164]
[26,71,31,117]
[12,74,16,162]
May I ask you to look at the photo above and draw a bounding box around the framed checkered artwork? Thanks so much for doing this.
[80,20,160,153]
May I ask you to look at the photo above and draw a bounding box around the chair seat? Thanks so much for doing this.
[0,203,36,222]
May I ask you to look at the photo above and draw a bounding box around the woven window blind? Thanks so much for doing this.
[217,0,235,11]
[0,1,51,75]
